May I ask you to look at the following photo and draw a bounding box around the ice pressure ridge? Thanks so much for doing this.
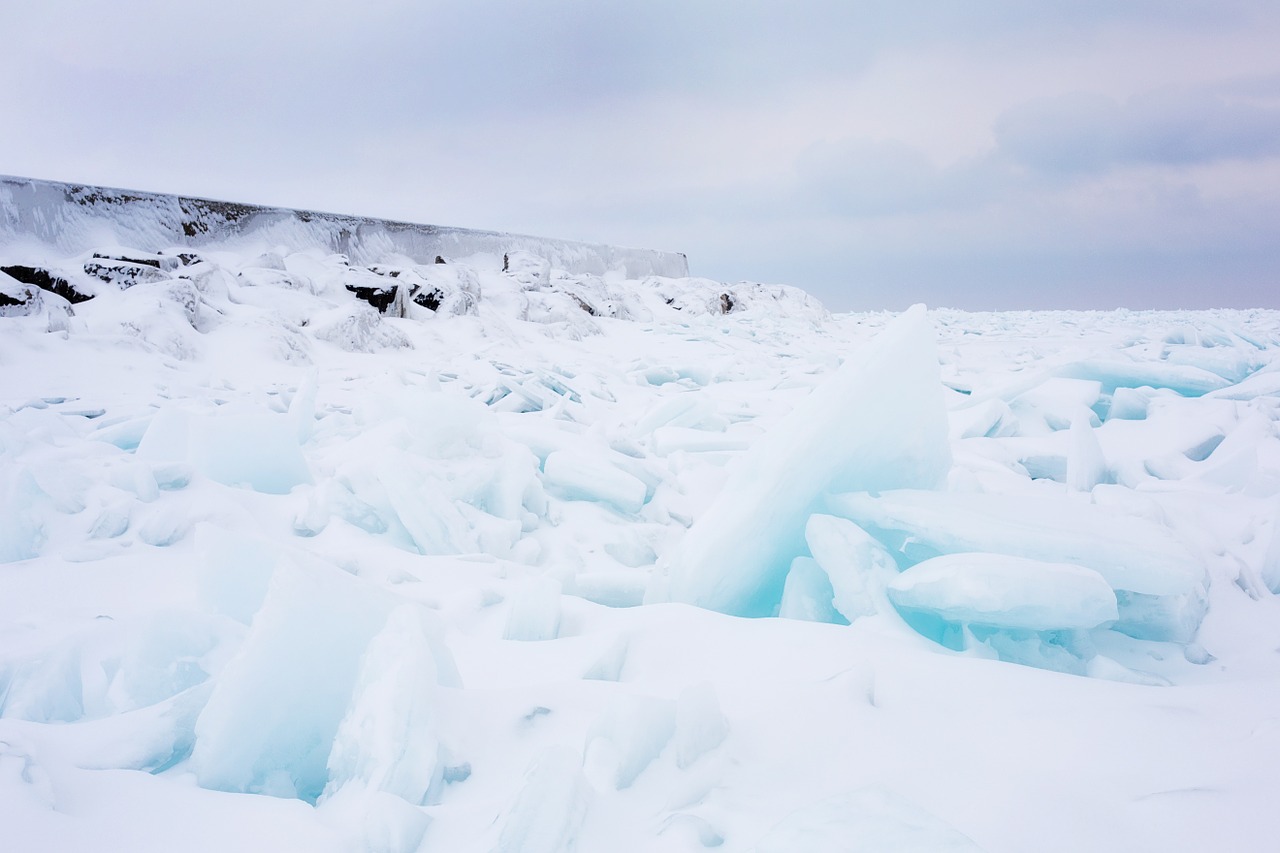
[4,220,1280,851]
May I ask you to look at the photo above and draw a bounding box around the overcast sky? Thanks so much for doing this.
[4,1,1279,310]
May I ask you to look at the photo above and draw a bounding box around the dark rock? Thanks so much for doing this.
[412,287,444,311]
[0,275,75,327]
[0,281,34,310]
[83,259,169,289]
[719,293,735,314]
[435,255,447,265]
[1,265,94,303]
[91,251,180,272]
[346,283,397,313]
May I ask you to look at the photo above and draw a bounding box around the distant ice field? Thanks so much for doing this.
[4,239,1280,852]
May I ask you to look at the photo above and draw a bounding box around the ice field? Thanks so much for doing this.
[4,237,1280,852]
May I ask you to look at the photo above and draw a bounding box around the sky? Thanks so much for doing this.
[3,1,1280,311]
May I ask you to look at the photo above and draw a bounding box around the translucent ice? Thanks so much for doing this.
[376,459,478,555]
[829,489,1206,642]
[504,578,563,641]
[1057,359,1230,397]
[830,489,1201,597]
[887,554,1118,632]
[542,450,648,515]
[1066,416,1107,492]
[804,514,899,622]
[324,606,445,806]
[138,406,311,495]
[191,563,401,801]
[0,467,48,563]
[666,305,951,616]
[779,557,846,624]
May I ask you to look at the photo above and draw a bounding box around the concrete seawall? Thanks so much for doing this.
[0,175,689,279]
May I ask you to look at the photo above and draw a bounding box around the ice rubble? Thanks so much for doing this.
[5,216,1280,852]
[827,489,1207,643]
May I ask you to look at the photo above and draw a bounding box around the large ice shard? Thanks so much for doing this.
[323,605,446,806]
[664,305,950,616]
[191,563,417,801]
[804,514,900,622]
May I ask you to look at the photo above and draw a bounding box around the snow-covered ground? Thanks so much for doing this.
[4,241,1280,852]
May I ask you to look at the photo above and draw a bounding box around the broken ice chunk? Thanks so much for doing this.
[1066,416,1107,492]
[1057,359,1229,397]
[830,489,1201,598]
[503,577,563,641]
[0,467,49,562]
[138,405,311,495]
[804,514,899,622]
[829,489,1206,642]
[324,606,446,806]
[1010,377,1102,432]
[887,553,1118,633]
[542,450,647,514]
[191,562,401,802]
[779,557,846,624]
[1106,386,1156,420]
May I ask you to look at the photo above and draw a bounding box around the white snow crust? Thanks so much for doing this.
[5,228,1280,852]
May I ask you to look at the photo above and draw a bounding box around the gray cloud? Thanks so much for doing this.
[4,2,1280,310]
[994,85,1280,174]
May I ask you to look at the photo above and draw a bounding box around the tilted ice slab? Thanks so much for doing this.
[828,489,1206,642]
[1056,359,1231,397]
[190,562,457,803]
[664,305,951,616]
[886,553,1118,632]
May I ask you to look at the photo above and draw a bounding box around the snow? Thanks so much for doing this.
[5,208,1280,851]
[753,787,984,852]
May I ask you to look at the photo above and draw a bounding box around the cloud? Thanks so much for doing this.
[994,84,1280,175]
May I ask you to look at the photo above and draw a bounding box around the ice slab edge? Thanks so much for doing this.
[0,175,690,280]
